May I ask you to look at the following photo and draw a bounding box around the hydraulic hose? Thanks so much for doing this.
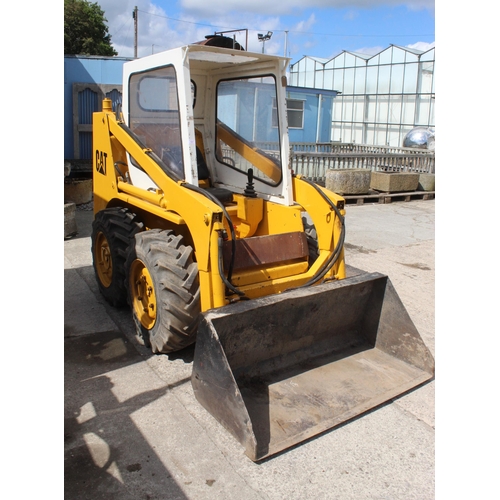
[295,176,346,288]
[181,182,243,297]
[218,233,246,297]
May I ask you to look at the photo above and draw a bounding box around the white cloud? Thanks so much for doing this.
[180,0,434,16]
[406,41,435,51]
[99,0,200,57]
[99,0,291,57]
[294,13,317,33]
[95,0,434,59]
[352,46,386,56]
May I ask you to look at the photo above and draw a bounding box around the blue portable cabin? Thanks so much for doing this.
[64,55,132,163]
[285,86,339,144]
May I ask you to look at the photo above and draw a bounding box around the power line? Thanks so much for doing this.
[137,8,434,39]
[110,16,133,39]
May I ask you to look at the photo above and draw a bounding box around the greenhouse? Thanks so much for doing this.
[289,45,435,148]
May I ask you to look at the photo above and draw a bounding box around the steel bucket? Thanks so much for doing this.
[191,272,434,461]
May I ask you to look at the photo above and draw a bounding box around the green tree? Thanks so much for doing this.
[64,0,117,56]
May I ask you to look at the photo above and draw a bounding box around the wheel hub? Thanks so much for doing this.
[130,259,157,330]
[95,232,113,288]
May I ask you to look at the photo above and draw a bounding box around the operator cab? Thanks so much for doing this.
[121,43,294,206]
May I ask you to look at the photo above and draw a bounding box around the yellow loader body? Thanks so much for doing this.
[91,39,434,461]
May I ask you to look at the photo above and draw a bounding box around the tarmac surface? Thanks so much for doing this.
[64,199,435,500]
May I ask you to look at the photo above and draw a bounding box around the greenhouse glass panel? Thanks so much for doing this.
[375,127,387,146]
[416,96,431,126]
[405,51,418,63]
[345,53,356,67]
[354,66,366,94]
[331,124,342,142]
[343,67,355,94]
[387,125,402,147]
[420,48,435,62]
[366,66,378,93]
[391,47,406,64]
[419,61,434,94]
[378,65,391,94]
[402,95,416,125]
[390,64,404,94]
[366,95,376,122]
[324,69,333,89]
[333,68,344,93]
[388,98,402,125]
[353,95,365,122]
[419,70,433,94]
[368,54,379,66]
[377,97,389,124]
[365,128,375,145]
[315,69,324,88]
[352,123,364,144]
[403,63,418,93]
[356,56,367,67]
[295,59,306,74]
[343,100,353,122]
[333,99,343,121]
[345,126,354,144]
[305,70,315,87]
[379,48,393,65]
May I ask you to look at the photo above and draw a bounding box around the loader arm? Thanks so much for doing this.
[93,104,229,310]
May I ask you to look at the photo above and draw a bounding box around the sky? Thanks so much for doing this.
[98,0,435,62]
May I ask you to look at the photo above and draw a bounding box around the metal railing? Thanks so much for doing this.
[290,150,435,184]
[220,141,435,185]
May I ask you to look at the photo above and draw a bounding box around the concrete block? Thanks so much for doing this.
[325,168,371,195]
[418,173,435,191]
[64,178,93,205]
[64,203,78,239]
[370,172,419,193]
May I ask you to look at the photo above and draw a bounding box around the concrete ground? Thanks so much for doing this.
[64,199,435,500]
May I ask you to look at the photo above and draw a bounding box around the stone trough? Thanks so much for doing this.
[418,173,435,192]
[325,168,371,195]
[370,172,419,193]
[64,177,93,205]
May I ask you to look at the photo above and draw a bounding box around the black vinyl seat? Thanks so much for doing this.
[196,147,233,203]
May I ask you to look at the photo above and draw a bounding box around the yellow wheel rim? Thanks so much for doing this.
[95,231,113,288]
[129,259,157,330]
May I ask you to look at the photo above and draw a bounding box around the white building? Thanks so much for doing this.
[289,45,435,148]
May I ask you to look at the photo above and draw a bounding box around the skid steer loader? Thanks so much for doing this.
[91,36,434,461]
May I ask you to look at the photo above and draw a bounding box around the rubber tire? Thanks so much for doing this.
[302,213,320,265]
[126,229,201,353]
[91,208,143,307]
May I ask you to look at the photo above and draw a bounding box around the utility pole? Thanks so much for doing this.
[133,6,138,58]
